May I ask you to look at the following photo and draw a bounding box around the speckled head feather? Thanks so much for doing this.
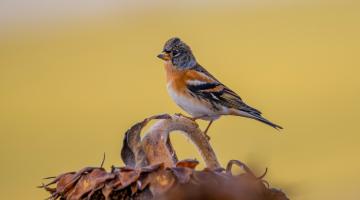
[163,37,197,69]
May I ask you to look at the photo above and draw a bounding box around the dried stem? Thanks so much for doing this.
[142,114,221,170]
[42,113,289,200]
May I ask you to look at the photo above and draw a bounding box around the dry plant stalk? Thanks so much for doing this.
[40,114,289,200]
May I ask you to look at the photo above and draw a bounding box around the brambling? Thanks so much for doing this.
[157,37,282,139]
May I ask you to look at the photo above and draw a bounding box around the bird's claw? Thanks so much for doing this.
[174,113,211,140]
[175,113,195,121]
[204,133,211,141]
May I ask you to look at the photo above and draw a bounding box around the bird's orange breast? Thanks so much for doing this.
[164,62,187,94]
[164,62,214,94]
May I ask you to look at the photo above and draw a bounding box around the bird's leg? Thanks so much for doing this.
[174,113,194,121]
[175,113,206,121]
[203,120,213,141]
[189,115,214,140]
[175,114,213,140]
[191,115,208,121]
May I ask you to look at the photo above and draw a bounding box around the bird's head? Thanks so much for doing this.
[157,37,197,69]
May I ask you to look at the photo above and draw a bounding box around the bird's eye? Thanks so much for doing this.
[172,50,180,57]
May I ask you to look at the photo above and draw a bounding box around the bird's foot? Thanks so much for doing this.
[203,120,214,141]
[204,132,211,141]
[175,113,196,121]
[174,114,212,141]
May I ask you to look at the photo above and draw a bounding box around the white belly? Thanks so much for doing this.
[167,84,221,120]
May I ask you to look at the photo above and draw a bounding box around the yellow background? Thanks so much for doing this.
[0,1,359,199]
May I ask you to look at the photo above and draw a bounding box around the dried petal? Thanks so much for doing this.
[121,114,172,168]
[176,159,199,169]
[170,167,193,184]
[113,169,141,190]
[148,170,175,197]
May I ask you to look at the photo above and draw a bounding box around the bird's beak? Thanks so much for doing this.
[157,52,170,61]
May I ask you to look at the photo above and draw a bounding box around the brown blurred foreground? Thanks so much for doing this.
[40,114,288,200]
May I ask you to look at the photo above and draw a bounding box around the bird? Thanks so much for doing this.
[157,37,282,139]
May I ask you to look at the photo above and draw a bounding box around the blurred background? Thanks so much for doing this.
[1,0,359,199]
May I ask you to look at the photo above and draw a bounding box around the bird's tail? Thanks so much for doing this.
[233,107,283,130]
[249,113,283,130]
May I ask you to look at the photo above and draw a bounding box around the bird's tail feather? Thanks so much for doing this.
[234,109,283,130]
[250,114,283,130]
